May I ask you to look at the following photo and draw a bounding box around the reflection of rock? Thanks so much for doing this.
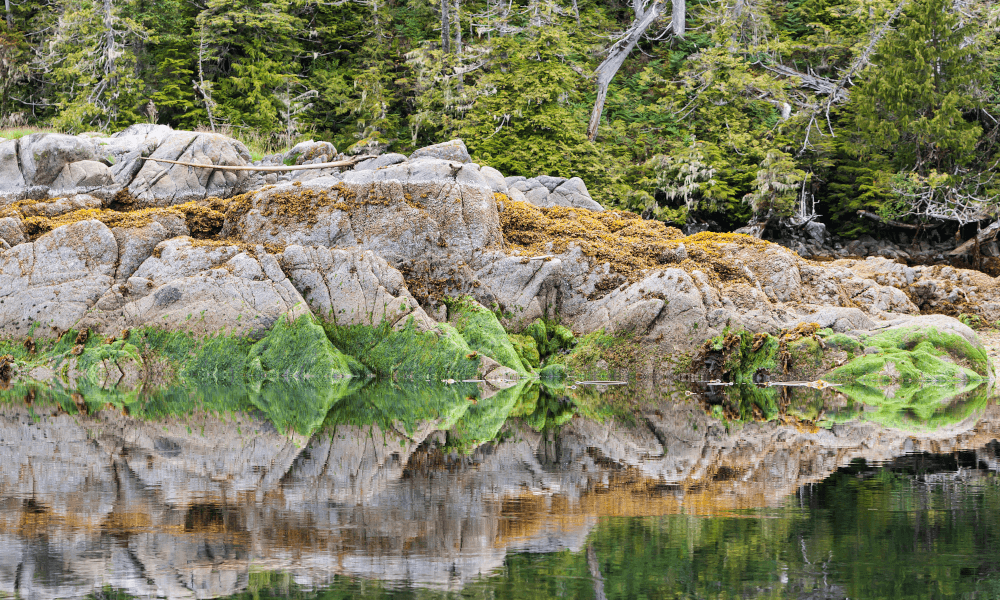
[2,388,1000,598]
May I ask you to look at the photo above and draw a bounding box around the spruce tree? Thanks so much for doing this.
[849,0,982,173]
[41,0,147,131]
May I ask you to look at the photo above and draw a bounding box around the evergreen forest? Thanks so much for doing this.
[1,0,998,236]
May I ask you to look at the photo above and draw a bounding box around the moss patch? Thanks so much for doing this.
[445,297,532,375]
[829,326,988,383]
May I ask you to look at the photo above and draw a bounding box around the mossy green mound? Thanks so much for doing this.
[827,326,988,383]
[445,297,533,375]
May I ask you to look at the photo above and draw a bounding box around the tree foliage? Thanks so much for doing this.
[2,0,999,234]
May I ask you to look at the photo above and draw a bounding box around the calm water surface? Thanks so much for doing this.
[0,378,998,599]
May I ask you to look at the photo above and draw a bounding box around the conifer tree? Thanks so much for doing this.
[39,0,146,131]
[196,0,306,137]
[849,0,982,173]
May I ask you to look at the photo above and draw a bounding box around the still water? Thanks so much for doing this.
[0,378,998,599]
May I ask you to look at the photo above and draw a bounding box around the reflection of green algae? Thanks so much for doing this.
[828,381,989,433]
[0,376,364,437]
[713,384,781,421]
[447,381,531,451]
[322,378,474,436]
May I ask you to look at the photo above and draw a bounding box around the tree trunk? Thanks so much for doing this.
[671,0,684,37]
[196,25,216,132]
[440,0,450,53]
[572,0,580,25]
[4,0,11,30]
[453,0,461,54]
[586,546,607,600]
[587,2,667,141]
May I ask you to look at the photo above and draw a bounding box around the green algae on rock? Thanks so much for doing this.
[827,325,989,383]
[444,296,534,376]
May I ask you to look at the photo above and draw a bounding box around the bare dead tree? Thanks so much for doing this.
[4,0,11,30]
[672,0,684,37]
[796,0,906,152]
[587,2,671,141]
[441,0,451,52]
[454,0,462,54]
[194,23,217,131]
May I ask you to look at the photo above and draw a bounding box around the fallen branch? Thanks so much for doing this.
[948,220,1000,256]
[856,211,940,230]
[140,155,376,172]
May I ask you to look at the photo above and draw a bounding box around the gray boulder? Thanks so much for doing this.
[127,131,253,206]
[0,140,26,200]
[0,217,26,247]
[508,176,603,211]
[410,139,472,163]
[19,133,97,187]
[536,175,567,192]
[479,166,508,195]
[82,238,309,338]
[474,255,561,326]
[548,177,603,211]
[355,153,407,171]
[281,245,436,331]
[284,140,336,165]
[224,158,505,300]
[0,220,117,338]
[50,160,114,192]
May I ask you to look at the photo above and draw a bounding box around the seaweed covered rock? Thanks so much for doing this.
[828,315,992,383]
[223,158,505,302]
[496,200,928,352]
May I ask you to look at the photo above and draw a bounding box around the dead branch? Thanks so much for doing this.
[140,155,376,172]
[948,220,1000,256]
[856,210,940,230]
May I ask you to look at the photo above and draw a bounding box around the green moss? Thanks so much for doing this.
[248,314,357,379]
[523,319,548,353]
[829,326,987,383]
[539,363,567,379]
[446,296,532,375]
[787,337,823,368]
[508,333,541,369]
[822,333,862,353]
[703,330,779,384]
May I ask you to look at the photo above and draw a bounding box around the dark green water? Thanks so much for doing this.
[0,378,998,599]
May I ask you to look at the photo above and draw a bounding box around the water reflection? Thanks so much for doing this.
[0,379,997,598]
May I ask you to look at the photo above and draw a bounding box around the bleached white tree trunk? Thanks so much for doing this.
[440,0,450,52]
[587,2,668,141]
[4,0,12,29]
[672,0,684,36]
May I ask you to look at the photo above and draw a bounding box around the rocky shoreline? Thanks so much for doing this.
[0,125,998,392]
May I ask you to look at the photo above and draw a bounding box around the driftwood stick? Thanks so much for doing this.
[856,210,939,230]
[948,219,1000,256]
[139,155,376,172]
